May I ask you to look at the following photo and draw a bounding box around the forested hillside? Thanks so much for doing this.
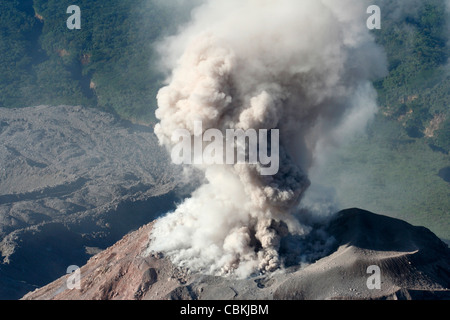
[322,0,450,240]
[0,0,196,122]
[1,0,448,134]
[375,0,449,152]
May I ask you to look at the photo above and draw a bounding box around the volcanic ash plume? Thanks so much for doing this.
[147,0,387,277]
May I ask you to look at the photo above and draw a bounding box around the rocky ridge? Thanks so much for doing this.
[22,208,450,300]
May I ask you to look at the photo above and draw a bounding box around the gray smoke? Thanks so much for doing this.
[146,0,387,277]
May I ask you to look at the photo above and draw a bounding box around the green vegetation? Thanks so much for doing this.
[0,0,195,122]
[1,0,447,129]
[324,0,450,239]
[374,0,450,152]
[321,116,450,240]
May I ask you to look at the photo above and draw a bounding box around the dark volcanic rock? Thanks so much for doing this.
[22,208,450,300]
[438,166,450,183]
[0,105,180,299]
[273,209,450,300]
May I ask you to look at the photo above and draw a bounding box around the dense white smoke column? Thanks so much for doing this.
[147,0,386,277]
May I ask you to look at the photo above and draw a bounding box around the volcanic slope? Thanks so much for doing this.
[22,208,450,300]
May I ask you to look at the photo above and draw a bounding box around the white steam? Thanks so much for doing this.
[147,0,387,277]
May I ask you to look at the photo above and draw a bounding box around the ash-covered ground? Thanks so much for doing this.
[0,105,181,299]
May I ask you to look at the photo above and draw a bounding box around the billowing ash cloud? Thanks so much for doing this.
[146,0,387,277]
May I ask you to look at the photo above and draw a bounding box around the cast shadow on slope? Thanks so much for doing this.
[274,208,450,300]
